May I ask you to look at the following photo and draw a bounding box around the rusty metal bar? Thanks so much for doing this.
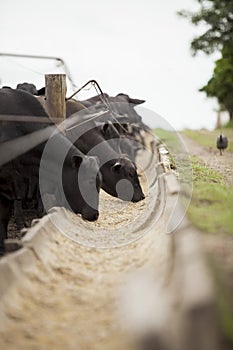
[0,115,56,123]
[66,79,106,101]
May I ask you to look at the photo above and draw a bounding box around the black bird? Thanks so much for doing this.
[217,134,228,155]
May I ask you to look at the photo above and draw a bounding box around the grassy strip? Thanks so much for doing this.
[153,127,233,235]
[153,128,184,157]
[218,284,233,346]
[186,156,233,345]
[155,127,233,342]
[183,128,233,152]
[153,128,189,170]
[187,156,233,235]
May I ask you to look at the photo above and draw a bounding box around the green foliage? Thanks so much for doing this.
[200,47,233,119]
[178,0,233,120]
[224,120,233,128]
[178,0,233,55]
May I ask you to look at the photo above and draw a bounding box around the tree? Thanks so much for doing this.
[178,0,233,123]
[200,47,233,120]
[178,0,233,55]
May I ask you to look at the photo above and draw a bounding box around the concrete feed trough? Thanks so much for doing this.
[0,132,219,350]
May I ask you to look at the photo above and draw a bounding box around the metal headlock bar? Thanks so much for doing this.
[0,52,78,91]
[66,79,129,133]
[66,79,106,101]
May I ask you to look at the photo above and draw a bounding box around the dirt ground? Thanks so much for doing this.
[180,134,233,293]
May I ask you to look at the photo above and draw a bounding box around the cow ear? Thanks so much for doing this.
[129,98,145,105]
[111,162,122,173]
[37,87,46,95]
[72,155,83,168]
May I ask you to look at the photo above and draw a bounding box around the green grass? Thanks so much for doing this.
[224,120,233,129]
[187,156,233,235]
[180,131,233,345]
[153,128,182,155]
[183,128,233,152]
[155,128,233,342]
[154,128,232,231]
[191,156,223,183]
[180,128,233,234]
[188,157,233,345]
[218,287,233,345]
[154,129,232,234]
[153,128,178,144]
[154,128,233,234]
[153,128,189,171]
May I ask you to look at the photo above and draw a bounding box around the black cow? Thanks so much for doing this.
[81,99,143,124]
[80,92,145,108]
[61,94,146,163]
[65,116,145,203]
[38,93,145,201]
[0,88,101,255]
[8,84,146,200]
[80,93,110,108]
[16,82,45,96]
[49,96,145,201]
[96,121,142,162]
[78,94,149,160]
[16,83,147,128]
[36,87,144,124]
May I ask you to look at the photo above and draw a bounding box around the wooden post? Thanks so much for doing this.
[216,111,221,129]
[45,74,67,125]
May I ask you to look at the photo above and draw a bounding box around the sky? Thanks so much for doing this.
[0,0,223,131]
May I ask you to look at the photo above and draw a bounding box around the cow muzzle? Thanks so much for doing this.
[82,210,99,222]
[132,192,145,202]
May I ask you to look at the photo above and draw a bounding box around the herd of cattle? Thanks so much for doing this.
[0,82,151,255]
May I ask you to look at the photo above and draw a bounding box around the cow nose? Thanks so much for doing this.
[132,192,145,202]
[92,211,99,221]
[82,210,99,222]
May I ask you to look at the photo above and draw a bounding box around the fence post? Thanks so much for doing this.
[45,74,66,125]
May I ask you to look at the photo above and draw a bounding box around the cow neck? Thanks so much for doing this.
[45,132,82,165]
[84,128,120,160]
[66,124,120,162]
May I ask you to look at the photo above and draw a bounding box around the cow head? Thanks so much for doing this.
[100,156,145,202]
[63,154,102,221]
[16,82,39,95]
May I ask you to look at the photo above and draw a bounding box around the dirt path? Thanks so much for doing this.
[180,134,233,186]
